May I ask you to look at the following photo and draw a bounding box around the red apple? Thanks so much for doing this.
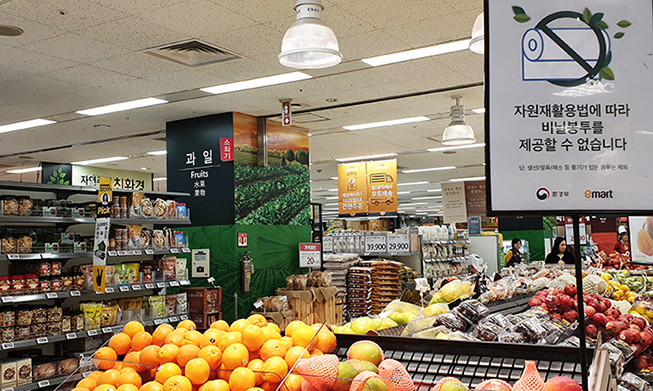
[606,321,622,334]
[592,313,608,327]
[589,301,602,313]
[631,316,647,331]
[620,330,634,344]
[536,290,548,299]
[635,356,650,371]
[584,307,597,318]
[564,284,577,297]
[630,324,642,332]
[529,297,543,307]
[551,313,563,321]
[606,308,621,319]
[617,321,629,332]
[559,296,574,311]
[603,299,612,309]
[623,314,634,321]
[599,302,607,313]
[544,377,581,391]
[546,295,560,311]
[586,324,598,339]
[564,310,578,322]
[629,329,642,344]
[640,331,653,347]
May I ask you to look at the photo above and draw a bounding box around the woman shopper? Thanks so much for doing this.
[504,238,523,267]
[545,237,576,264]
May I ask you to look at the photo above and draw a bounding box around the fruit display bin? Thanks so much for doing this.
[333,334,592,389]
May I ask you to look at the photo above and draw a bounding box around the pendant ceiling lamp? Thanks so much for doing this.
[279,0,343,69]
[469,12,484,54]
[442,98,476,146]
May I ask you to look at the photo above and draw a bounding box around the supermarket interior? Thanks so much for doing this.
[0,0,651,390]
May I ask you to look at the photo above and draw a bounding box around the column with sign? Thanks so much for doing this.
[338,163,368,217]
[366,160,397,217]
[93,177,111,293]
[442,182,467,223]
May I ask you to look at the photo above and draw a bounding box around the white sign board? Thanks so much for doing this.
[628,217,651,264]
[442,182,467,223]
[364,235,387,253]
[387,234,410,253]
[299,243,321,268]
[487,0,653,214]
[564,217,587,245]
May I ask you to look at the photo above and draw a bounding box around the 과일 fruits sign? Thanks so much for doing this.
[485,0,653,215]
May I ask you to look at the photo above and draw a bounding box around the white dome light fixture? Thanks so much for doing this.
[469,12,484,54]
[442,98,476,146]
[279,0,343,69]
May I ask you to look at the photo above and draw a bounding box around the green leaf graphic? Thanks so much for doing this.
[60,173,65,178]
[604,51,612,67]
[59,179,65,185]
[512,6,526,15]
[590,13,604,23]
[617,20,631,28]
[57,167,62,174]
[514,14,531,23]
[64,181,70,185]
[595,21,609,30]
[583,8,592,24]
[614,32,625,39]
[601,67,615,80]
[50,175,57,182]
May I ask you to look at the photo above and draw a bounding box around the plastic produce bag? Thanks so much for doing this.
[380,300,422,317]
[420,303,449,318]
[453,299,490,323]
[400,315,438,337]
[412,326,451,339]
[512,318,546,343]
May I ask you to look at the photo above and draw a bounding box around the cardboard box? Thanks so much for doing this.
[1,360,17,388]
[16,358,32,386]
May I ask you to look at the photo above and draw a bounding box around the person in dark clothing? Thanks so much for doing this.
[614,228,630,255]
[545,237,576,264]
[504,238,523,267]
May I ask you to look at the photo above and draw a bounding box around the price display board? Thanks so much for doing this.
[365,235,387,253]
[386,234,410,253]
[299,243,321,268]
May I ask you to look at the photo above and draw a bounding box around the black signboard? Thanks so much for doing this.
[41,163,73,186]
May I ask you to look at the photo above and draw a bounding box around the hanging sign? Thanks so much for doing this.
[93,177,111,293]
[220,138,234,162]
[338,162,368,217]
[299,243,321,268]
[464,181,487,220]
[442,182,467,223]
[366,159,397,217]
[486,0,653,214]
[281,99,292,126]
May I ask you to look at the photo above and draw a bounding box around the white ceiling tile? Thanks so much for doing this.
[0,11,68,47]
[384,14,472,48]
[0,46,79,74]
[23,33,129,63]
[102,78,178,98]
[147,69,230,90]
[214,0,292,23]
[337,30,408,61]
[3,75,88,98]
[45,65,140,90]
[89,0,188,15]
[0,0,127,32]
[338,0,457,29]
[442,0,483,14]
[320,3,378,38]
[91,53,184,79]
[78,16,189,51]
[200,24,282,58]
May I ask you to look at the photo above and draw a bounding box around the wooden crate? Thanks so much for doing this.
[276,289,313,325]
[190,312,222,330]
[311,287,339,325]
[250,310,293,331]
[182,287,222,314]
[334,298,343,326]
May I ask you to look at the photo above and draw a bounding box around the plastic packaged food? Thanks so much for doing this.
[61,316,71,333]
[17,235,32,254]
[1,196,18,216]
[48,307,62,322]
[129,193,144,218]
[61,274,73,291]
[142,265,154,284]
[15,326,29,341]
[10,275,25,295]
[498,331,527,343]
[17,196,32,217]
[2,236,16,254]
[128,224,142,249]
[141,197,153,218]
[176,203,187,219]
[71,311,84,332]
[25,275,39,294]
[154,199,167,219]
[479,313,512,329]
[0,277,10,295]
[619,373,648,391]
[512,318,546,343]
[140,229,152,250]
[105,266,115,286]
[0,309,14,328]
[433,312,468,332]
[101,302,118,327]
[165,295,177,316]
[286,274,308,290]
[474,323,504,341]
[174,231,185,248]
[153,230,165,249]
[38,262,51,277]
[453,299,490,323]
[161,258,176,281]
[261,296,290,312]
[177,293,187,314]
[51,261,62,276]
[147,296,166,318]
[124,263,140,284]
[50,276,62,292]
[33,307,47,324]
[16,308,33,326]
[39,278,51,293]
[81,302,102,331]
[0,327,14,343]
[166,200,176,219]
[73,274,85,290]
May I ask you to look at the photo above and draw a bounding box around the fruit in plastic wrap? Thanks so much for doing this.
[498,332,526,344]
[433,312,467,332]
[351,317,377,334]
[453,299,490,323]
[331,362,358,391]
[400,315,439,337]
[422,303,449,318]
[512,318,546,343]
[378,318,398,330]
[474,323,504,341]
[387,312,415,325]
[411,326,451,339]
[431,377,468,391]
[619,372,648,391]
[477,379,513,391]
[378,359,413,391]
[480,313,512,329]
[380,300,421,317]
[438,280,473,303]
[544,377,581,391]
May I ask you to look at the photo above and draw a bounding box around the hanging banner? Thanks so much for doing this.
[93,177,111,293]
[366,159,397,217]
[281,99,292,126]
[629,217,652,264]
[338,162,368,217]
[486,0,653,214]
[564,216,587,245]
[442,182,467,223]
[41,163,152,190]
[464,180,487,220]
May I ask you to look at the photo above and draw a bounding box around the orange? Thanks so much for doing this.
[314,328,336,354]
[198,345,223,369]
[123,321,145,338]
[249,350,261,362]
[217,332,242,351]
[77,378,98,390]
[158,344,180,364]
[120,367,136,374]
[177,320,197,331]
[284,346,309,368]
[246,388,265,391]
[211,320,230,331]
[242,325,265,352]
[261,357,288,384]
[123,351,145,373]
[140,381,164,391]
[185,358,210,385]
[156,363,182,384]
[88,371,104,380]
[260,327,281,342]
[278,337,292,351]
[109,333,132,355]
[230,319,253,334]
[94,347,118,370]
[131,331,153,351]
[166,331,187,347]
[176,345,201,368]
[98,369,120,386]
[228,367,255,391]
[113,362,123,371]
[309,349,323,357]
[201,329,223,348]
[222,343,249,369]
[183,330,203,347]
[247,359,265,386]
[140,345,161,368]
[267,324,280,334]
[281,374,302,391]
[198,380,229,391]
[259,382,280,391]
[163,375,192,391]
[284,321,305,338]
[153,324,175,346]
[117,385,139,391]
[260,339,287,361]
[93,384,117,391]
[217,364,233,382]
[72,388,91,391]
[291,326,318,349]
[247,314,267,328]
[116,370,142,388]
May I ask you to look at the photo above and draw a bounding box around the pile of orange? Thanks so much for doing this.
[75,316,337,391]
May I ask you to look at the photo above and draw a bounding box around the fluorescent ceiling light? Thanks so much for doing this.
[308,133,313,137]
[402,165,456,174]
[153,177,167,182]
[324,203,339,206]
[427,143,485,153]
[326,188,338,192]
[201,72,311,95]
[147,150,167,156]
[399,202,428,206]
[397,181,428,187]
[449,176,486,182]
[361,39,471,66]
[323,211,339,215]
[71,156,129,165]
[0,119,56,134]
[471,108,485,114]
[330,177,338,180]
[76,98,167,116]
[416,212,428,215]
[7,167,42,174]
[335,153,397,162]
[325,196,338,200]
[397,191,411,195]
[343,116,429,131]
[427,189,442,193]
[411,196,442,200]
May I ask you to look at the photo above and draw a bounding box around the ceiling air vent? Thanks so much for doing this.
[144,40,241,67]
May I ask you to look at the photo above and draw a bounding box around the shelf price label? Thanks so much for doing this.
[182,248,191,253]
[70,291,81,297]
[105,287,115,293]
[46,293,58,299]
[299,243,321,268]
[154,319,164,325]
[119,286,130,292]
[87,330,99,336]
[132,285,142,291]
[169,281,180,287]
[170,248,179,254]
[387,234,410,253]
[180,280,191,286]
[1,297,14,303]
[169,316,179,322]
[134,250,142,256]
[108,251,117,257]
[180,315,189,320]
[36,337,48,344]
[7,254,19,260]
[2,343,14,350]
[145,250,154,255]
[157,283,166,288]
[38,380,50,388]
[66,333,77,340]
[365,235,387,253]
[145,284,155,289]
[102,327,113,334]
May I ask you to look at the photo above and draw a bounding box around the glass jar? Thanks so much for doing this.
[16,307,32,326]
[0,277,10,296]
[61,274,73,291]
[25,275,39,295]
[10,275,25,296]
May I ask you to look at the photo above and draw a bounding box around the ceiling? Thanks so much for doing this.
[0,0,486,217]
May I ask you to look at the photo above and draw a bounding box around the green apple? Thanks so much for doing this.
[388,312,410,325]
[366,377,388,391]
[441,382,467,391]
[332,362,358,391]
[351,317,375,334]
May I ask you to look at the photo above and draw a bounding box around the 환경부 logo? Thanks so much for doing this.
[536,187,550,201]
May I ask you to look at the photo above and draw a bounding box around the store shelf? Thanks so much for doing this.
[0,216,95,224]
[110,218,191,225]
[5,372,84,391]
[0,313,189,352]
[423,240,470,245]
[0,180,190,198]
[329,252,420,257]
[424,256,471,263]
[0,248,191,261]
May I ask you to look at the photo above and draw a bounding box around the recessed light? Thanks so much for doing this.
[397,181,429,187]
[335,153,398,162]
[397,191,411,195]
[471,108,485,114]
[77,98,167,116]
[140,167,148,171]
[308,133,313,137]
[401,166,456,174]
[201,72,311,95]
[147,150,167,156]
[326,98,338,102]
[0,119,56,134]
[427,143,485,153]
[361,39,471,66]
[153,177,167,182]
[426,189,442,193]
[325,196,338,200]
[7,167,42,174]
[71,156,129,165]
[411,196,442,200]
[449,176,486,182]
[343,116,429,131]
[0,25,24,37]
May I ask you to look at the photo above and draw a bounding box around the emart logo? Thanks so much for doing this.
[585,189,614,199]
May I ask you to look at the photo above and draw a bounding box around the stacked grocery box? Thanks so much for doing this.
[368,260,402,315]
[322,253,360,300]
[346,267,373,317]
